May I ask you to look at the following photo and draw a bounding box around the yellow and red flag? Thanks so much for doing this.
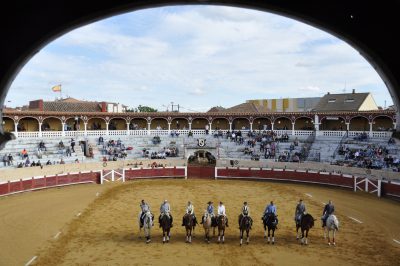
[52,84,61,92]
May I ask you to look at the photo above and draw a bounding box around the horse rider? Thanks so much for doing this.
[263,201,278,227]
[159,199,173,227]
[322,200,335,227]
[200,201,215,225]
[238,201,252,228]
[139,199,152,228]
[294,199,306,225]
[182,200,197,226]
[217,201,229,227]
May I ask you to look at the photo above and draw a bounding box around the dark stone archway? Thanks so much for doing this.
[1,0,400,143]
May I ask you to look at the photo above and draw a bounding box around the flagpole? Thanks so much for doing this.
[60,84,62,99]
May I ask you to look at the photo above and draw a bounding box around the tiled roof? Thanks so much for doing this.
[207,106,226,112]
[313,93,370,111]
[43,101,102,112]
[224,102,259,113]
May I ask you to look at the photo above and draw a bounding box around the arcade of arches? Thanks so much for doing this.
[2,110,395,137]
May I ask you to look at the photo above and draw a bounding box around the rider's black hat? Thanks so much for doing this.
[208,201,212,204]
[244,201,247,204]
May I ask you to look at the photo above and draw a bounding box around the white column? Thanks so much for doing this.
[168,123,171,134]
[61,122,65,137]
[229,122,232,131]
[84,122,87,136]
[188,122,192,131]
[14,122,18,138]
[314,114,320,131]
[38,122,42,137]
[271,122,274,131]
[291,122,295,136]
[346,122,350,131]
[250,122,253,131]
[126,123,130,136]
[106,122,109,136]
[369,122,373,137]
[147,123,151,135]
[209,123,212,134]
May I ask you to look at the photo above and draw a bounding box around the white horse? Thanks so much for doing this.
[324,214,339,246]
[139,211,153,243]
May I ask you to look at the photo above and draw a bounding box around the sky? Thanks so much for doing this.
[6,5,392,112]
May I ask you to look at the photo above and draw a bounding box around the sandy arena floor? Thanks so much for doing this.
[1,179,400,266]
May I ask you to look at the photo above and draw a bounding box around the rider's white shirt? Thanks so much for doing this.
[218,205,226,215]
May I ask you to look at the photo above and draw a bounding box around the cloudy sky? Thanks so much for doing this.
[6,5,392,111]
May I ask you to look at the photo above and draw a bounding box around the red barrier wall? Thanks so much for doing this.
[0,171,101,197]
[125,167,185,180]
[382,181,400,198]
[217,168,354,188]
[187,166,215,179]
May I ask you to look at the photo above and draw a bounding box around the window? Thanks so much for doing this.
[328,99,336,103]
[345,99,355,103]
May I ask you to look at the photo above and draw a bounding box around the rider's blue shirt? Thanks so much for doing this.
[207,205,214,214]
[265,204,277,215]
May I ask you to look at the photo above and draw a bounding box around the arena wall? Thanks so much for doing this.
[1,166,399,200]
[0,171,101,196]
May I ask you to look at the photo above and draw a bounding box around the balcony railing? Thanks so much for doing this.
[9,130,392,139]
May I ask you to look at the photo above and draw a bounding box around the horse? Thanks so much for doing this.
[295,214,303,240]
[183,213,196,243]
[142,211,153,243]
[299,213,315,245]
[324,214,339,246]
[202,212,212,244]
[262,213,278,244]
[216,215,227,244]
[239,215,252,246]
[160,213,172,244]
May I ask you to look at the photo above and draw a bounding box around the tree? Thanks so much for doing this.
[126,105,158,113]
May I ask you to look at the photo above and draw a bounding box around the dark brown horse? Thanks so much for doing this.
[160,214,172,244]
[217,215,227,243]
[183,213,195,243]
[239,215,252,245]
[262,213,277,244]
[299,213,315,245]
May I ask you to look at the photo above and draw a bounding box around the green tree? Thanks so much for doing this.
[126,105,158,113]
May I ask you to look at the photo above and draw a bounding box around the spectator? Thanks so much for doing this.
[2,154,8,167]
[70,138,76,152]
[21,148,28,159]
[7,154,13,166]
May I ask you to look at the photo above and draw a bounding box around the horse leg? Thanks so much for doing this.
[296,225,300,240]
[246,230,249,244]
[305,229,309,245]
[163,231,166,244]
[264,225,267,239]
[167,229,170,243]
[267,228,270,244]
[240,230,243,246]
[272,229,275,244]
[222,229,225,243]
[333,230,336,246]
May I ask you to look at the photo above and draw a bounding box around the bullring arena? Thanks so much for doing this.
[1,159,400,266]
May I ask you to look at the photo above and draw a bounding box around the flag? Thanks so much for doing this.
[52,84,61,92]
